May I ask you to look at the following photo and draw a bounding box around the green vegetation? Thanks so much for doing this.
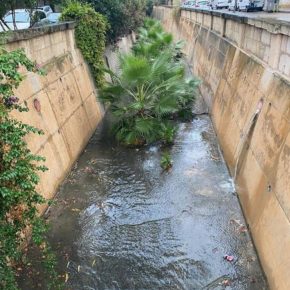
[86,0,152,42]
[160,151,173,170]
[0,48,61,290]
[61,1,108,87]
[133,18,184,60]
[146,0,154,16]
[100,19,198,146]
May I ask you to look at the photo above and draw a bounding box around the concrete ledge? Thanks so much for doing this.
[180,7,290,35]
[1,22,76,44]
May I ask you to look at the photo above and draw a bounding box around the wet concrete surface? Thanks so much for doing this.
[20,113,268,289]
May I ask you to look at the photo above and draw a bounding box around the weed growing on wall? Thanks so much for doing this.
[61,1,108,88]
[0,48,61,290]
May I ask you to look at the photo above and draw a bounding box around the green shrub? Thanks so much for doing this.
[61,1,108,87]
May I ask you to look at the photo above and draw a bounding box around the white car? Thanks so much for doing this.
[228,0,237,10]
[181,1,197,8]
[0,9,46,31]
[33,13,61,27]
[37,5,53,17]
[211,0,229,8]
[195,0,211,9]
[237,0,264,10]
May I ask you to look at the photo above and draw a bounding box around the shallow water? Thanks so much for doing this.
[19,114,267,290]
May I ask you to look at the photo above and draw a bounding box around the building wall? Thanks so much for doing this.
[5,24,104,210]
[154,6,290,289]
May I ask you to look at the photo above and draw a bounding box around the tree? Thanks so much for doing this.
[85,0,147,42]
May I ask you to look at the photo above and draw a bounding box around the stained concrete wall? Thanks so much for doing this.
[154,6,290,289]
[4,23,104,208]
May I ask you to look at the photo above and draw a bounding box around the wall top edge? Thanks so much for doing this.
[1,21,76,44]
[157,5,290,35]
[183,7,290,34]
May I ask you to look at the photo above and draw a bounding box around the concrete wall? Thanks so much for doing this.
[154,6,290,289]
[4,24,104,209]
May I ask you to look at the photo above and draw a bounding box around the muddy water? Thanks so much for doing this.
[21,115,267,290]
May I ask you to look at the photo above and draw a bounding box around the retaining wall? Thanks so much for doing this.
[154,6,290,289]
[4,23,104,209]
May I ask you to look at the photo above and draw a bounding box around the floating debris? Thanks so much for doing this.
[221,279,231,286]
[230,219,247,234]
[65,273,69,283]
[224,255,234,262]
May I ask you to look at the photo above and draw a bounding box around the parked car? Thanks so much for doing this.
[37,5,53,16]
[237,0,264,11]
[0,9,46,31]
[181,1,196,8]
[195,0,211,8]
[45,12,61,23]
[228,0,238,10]
[211,0,229,9]
[33,13,61,27]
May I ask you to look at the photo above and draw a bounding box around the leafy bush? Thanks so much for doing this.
[61,1,108,87]
[0,48,61,289]
[100,19,198,146]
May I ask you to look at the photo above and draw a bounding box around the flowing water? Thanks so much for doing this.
[19,114,267,290]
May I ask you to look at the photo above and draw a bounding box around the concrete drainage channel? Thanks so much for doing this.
[19,105,268,289]
[11,8,288,288]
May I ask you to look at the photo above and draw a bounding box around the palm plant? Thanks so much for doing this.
[133,18,184,60]
[100,51,197,145]
[100,18,198,146]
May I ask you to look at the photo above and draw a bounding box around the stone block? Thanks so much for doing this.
[274,132,290,222]
[36,131,72,200]
[281,34,288,52]
[253,194,290,290]
[287,36,290,54]
[261,30,271,45]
